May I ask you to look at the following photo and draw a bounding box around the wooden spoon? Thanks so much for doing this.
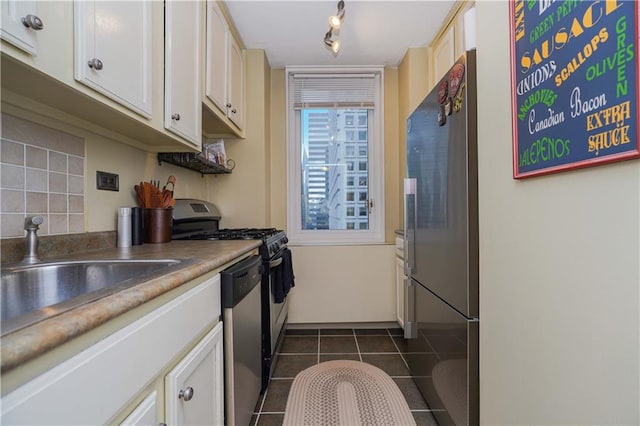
[163,175,176,196]
[143,182,152,208]
[134,184,145,207]
[149,185,163,208]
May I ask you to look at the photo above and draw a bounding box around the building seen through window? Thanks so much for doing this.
[301,109,369,230]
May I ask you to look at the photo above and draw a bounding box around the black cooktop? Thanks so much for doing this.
[204,228,281,241]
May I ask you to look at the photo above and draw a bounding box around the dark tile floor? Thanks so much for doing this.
[251,327,437,426]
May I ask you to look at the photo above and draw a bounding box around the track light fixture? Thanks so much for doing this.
[323,0,345,55]
[324,30,341,54]
[329,0,345,29]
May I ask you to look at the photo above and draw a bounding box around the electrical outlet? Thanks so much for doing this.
[96,171,119,191]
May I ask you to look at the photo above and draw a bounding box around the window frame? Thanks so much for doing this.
[285,67,385,245]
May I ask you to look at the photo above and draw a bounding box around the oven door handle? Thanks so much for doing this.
[269,257,283,269]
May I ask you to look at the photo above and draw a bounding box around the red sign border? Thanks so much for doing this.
[508,0,640,179]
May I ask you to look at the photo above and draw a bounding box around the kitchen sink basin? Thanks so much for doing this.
[1,259,191,336]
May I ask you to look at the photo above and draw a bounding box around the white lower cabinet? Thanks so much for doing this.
[166,322,224,426]
[121,391,158,426]
[1,273,222,425]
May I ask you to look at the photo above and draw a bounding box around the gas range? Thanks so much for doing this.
[171,199,288,259]
[183,228,287,259]
[171,198,292,394]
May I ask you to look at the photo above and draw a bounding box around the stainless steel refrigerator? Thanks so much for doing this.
[404,50,478,426]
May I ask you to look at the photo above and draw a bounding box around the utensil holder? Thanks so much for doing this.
[143,208,173,243]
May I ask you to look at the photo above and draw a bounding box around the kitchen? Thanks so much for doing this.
[1,1,639,425]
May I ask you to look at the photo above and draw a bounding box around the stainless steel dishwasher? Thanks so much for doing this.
[221,255,262,426]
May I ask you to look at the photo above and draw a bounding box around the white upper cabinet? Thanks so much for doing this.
[432,26,455,83]
[164,0,202,148]
[205,1,228,113]
[205,0,244,132]
[1,0,43,55]
[227,35,244,129]
[74,0,153,118]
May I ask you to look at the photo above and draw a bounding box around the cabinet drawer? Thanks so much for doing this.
[395,236,404,259]
[1,275,221,425]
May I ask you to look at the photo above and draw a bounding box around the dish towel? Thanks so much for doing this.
[283,360,416,426]
[274,247,295,303]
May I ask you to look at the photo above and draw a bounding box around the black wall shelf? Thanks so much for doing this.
[157,152,233,176]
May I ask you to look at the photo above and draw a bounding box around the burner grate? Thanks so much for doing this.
[205,228,279,240]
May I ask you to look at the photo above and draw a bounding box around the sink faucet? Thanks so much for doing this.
[22,215,43,264]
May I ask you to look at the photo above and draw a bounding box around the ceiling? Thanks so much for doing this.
[223,1,457,68]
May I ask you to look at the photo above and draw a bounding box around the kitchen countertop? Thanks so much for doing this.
[1,239,261,373]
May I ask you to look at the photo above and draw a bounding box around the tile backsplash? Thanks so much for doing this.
[1,113,85,238]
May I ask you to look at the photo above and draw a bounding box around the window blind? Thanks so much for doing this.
[289,73,378,109]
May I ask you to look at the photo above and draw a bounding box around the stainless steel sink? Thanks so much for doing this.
[1,259,191,335]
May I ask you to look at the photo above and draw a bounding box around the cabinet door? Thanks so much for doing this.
[1,274,221,425]
[205,0,228,112]
[227,35,244,128]
[74,0,153,118]
[432,26,455,84]
[1,0,42,55]
[165,0,202,147]
[395,256,405,329]
[120,391,158,426]
[165,322,224,426]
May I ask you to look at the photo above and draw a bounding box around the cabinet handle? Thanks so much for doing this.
[87,58,103,70]
[178,386,194,401]
[231,109,236,114]
[171,113,181,121]
[21,15,44,31]
[226,103,232,108]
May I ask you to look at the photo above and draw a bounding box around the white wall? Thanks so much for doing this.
[84,131,211,232]
[476,2,640,424]
[0,107,211,234]
[288,245,396,324]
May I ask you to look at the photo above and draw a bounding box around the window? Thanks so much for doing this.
[286,68,385,244]
[345,115,354,126]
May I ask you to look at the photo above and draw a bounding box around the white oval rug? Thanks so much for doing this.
[283,360,417,426]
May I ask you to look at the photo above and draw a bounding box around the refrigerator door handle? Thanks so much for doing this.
[403,277,416,339]
[403,178,416,277]
[403,177,417,340]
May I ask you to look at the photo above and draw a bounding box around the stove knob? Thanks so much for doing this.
[283,236,289,244]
